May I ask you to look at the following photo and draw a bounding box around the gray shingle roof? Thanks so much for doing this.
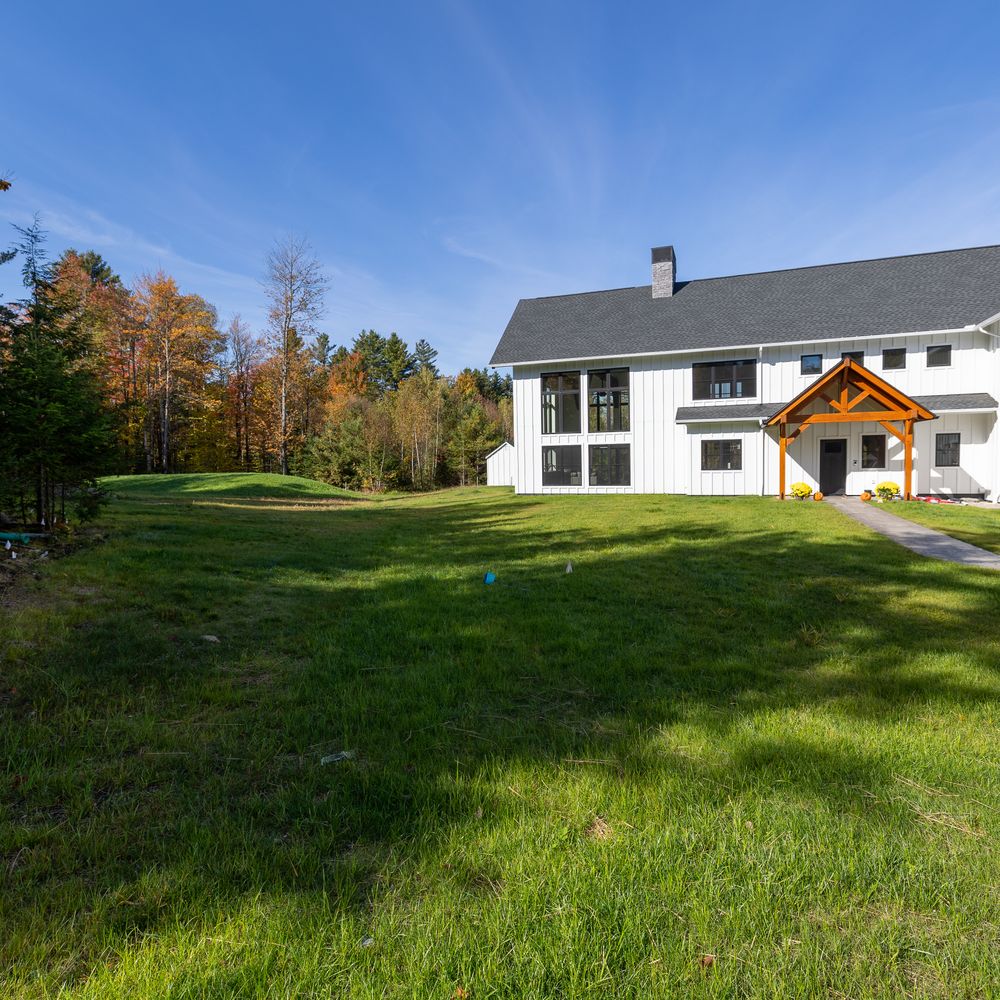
[491,245,1000,366]
[912,393,998,412]
[674,393,998,423]
[675,403,776,422]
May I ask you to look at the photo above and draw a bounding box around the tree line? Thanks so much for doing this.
[0,202,511,523]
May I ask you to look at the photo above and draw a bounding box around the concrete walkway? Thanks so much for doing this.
[825,496,1000,570]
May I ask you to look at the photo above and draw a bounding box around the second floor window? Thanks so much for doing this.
[800,354,822,375]
[883,347,906,370]
[692,359,756,400]
[588,368,629,431]
[842,350,864,364]
[927,345,952,368]
[541,372,581,434]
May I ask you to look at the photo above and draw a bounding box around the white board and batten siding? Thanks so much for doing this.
[485,441,515,486]
[510,324,1000,498]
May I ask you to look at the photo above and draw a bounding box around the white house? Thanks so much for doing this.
[490,244,1000,499]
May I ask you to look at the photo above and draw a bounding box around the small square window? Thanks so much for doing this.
[927,345,952,368]
[861,434,886,470]
[841,351,864,364]
[800,354,822,375]
[882,348,906,370]
[935,433,960,467]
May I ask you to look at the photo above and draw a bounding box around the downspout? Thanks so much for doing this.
[759,345,766,496]
[978,323,1000,502]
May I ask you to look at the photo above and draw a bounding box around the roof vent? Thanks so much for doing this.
[651,245,675,298]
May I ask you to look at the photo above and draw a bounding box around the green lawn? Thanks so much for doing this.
[878,499,1000,555]
[103,472,359,500]
[2,476,999,998]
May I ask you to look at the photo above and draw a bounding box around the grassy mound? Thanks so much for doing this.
[102,472,358,500]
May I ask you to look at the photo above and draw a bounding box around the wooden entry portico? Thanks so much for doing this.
[765,358,936,500]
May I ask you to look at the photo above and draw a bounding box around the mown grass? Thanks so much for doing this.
[2,475,999,998]
[879,499,1000,555]
[103,472,359,500]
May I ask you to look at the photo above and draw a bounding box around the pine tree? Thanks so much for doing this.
[413,338,439,376]
[0,219,112,525]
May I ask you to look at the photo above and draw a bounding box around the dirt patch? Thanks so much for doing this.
[584,815,614,841]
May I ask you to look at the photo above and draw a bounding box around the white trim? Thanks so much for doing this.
[931,407,996,415]
[678,416,766,424]
[501,325,983,368]
[485,441,513,460]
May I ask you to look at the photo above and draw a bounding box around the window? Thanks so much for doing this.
[588,368,629,432]
[692,359,757,400]
[882,347,906,370]
[701,439,742,471]
[841,350,864,364]
[935,433,960,467]
[800,354,822,375]
[541,372,581,434]
[541,446,582,486]
[927,345,952,368]
[861,434,886,470]
[589,445,630,486]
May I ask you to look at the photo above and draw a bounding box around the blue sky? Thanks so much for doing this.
[4,1,1000,372]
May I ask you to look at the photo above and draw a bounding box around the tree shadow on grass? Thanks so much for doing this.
[3,491,1000,983]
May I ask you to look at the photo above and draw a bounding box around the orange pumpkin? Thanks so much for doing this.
[813,491,824,501]
[860,490,872,501]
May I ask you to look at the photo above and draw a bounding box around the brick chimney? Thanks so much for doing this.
[651,245,675,298]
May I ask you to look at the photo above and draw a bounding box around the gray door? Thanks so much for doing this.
[819,439,847,495]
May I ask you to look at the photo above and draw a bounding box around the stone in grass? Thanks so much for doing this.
[201,634,221,643]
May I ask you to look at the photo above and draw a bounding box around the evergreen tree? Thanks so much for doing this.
[413,338,438,376]
[0,220,112,525]
[383,332,415,390]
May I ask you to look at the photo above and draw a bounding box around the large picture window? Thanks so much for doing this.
[701,439,742,471]
[541,372,581,434]
[588,368,629,432]
[541,446,582,486]
[589,445,630,486]
[861,434,886,469]
[692,359,757,400]
[935,433,960,467]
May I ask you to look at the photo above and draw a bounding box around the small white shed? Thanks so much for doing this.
[486,441,515,486]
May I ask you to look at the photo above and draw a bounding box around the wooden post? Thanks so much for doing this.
[904,417,914,500]
[779,422,787,499]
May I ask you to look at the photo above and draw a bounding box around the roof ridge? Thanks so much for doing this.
[685,243,1000,285]
[517,244,1000,304]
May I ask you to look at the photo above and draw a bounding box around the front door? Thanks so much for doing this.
[819,439,847,495]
